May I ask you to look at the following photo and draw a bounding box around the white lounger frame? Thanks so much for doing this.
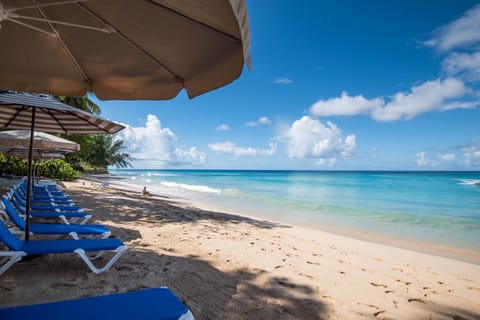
[0,245,127,276]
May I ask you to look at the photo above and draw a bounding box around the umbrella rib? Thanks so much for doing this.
[147,0,242,43]
[10,0,91,11]
[32,1,92,87]
[77,2,183,83]
[3,105,28,128]
[41,108,69,133]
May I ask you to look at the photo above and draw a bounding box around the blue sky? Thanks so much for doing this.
[95,1,480,170]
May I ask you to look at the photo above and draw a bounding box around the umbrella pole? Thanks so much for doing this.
[25,108,36,241]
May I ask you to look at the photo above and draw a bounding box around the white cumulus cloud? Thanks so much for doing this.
[118,114,206,167]
[283,116,356,159]
[462,142,480,166]
[173,147,207,165]
[273,78,293,84]
[439,153,456,162]
[310,91,384,117]
[310,78,473,122]
[416,151,430,167]
[372,78,470,121]
[424,4,480,52]
[246,116,271,127]
[216,124,230,131]
[442,51,480,81]
[209,141,277,157]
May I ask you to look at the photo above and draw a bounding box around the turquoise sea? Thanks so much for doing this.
[108,170,480,261]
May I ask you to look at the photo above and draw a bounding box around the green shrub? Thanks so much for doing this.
[37,159,80,181]
[0,153,80,181]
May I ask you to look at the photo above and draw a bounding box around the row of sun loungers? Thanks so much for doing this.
[0,178,194,319]
[0,179,126,275]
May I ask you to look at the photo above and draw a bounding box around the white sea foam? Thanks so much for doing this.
[161,181,221,194]
[459,179,480,185]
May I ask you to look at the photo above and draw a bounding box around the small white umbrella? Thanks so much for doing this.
[0,130,80,153]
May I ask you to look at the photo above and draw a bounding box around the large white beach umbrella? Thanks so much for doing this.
[0,0,251,100]
[0,92,125,240]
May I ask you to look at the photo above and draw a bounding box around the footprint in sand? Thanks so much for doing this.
[370,282,388,288]
[299,272,315,280]
[408,298,426,304]
[357,303,387,319]
[115,265,135,272]
[374,310,386,318]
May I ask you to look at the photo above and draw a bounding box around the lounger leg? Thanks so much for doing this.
[74,245,127,274]
[59,215,70,225]
[179,310,195,320]
[69,232,80,240]
[68,231,111,240]
[0,251,26,276]
[79,215,92,225]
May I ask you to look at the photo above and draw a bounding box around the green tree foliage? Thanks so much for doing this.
[61,134,95,171]
[86,134,132,171]
[55,94,101,115]
[54,94,131,174]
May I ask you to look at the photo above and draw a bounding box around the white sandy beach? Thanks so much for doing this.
[0,178,479,319]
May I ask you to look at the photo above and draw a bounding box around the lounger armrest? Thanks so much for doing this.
[74,245,127,274]
[0,251,26,276]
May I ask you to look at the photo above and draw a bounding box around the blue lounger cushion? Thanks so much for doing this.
[17,185,74,203]
[7,194,91,225]
[1,197,110,239]
[21,238,124,255]
[0,219,126,275]
[0,287,194,320]
[13,190,83,211]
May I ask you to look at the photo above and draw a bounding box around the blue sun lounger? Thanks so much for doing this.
[0,287,194,320]
[1,197,110,239]
[7,193,92,225]
[0,219,126,275]
[13,189,83,211]
[16,184,74,204]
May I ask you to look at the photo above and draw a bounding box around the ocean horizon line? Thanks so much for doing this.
[110,168,480,173]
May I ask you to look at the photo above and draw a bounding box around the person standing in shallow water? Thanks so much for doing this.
[142,186,151,196]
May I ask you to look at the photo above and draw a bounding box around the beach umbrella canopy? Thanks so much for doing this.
[0,92,125,134]
[2,149,66,160]
[0,92,125,240]
[0,130,80,153]
[0,0,251,100]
